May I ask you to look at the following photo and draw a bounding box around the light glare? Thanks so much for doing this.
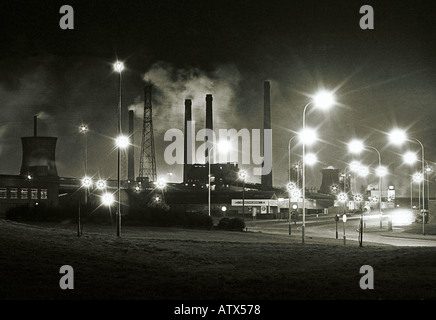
[313,90,335,109]
[348,139,364,154]
[115,135,130,149]
[389,128,407,145]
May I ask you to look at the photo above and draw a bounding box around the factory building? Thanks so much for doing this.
[0,116,59,216]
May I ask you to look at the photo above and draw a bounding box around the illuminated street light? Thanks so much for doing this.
[403,151,418,165]
[338,192,348,202]
[376,165,388,178]
[287,182,296,192]
[79,124,88,134]
[298,128,318,145]
[113,61,124,73]
[304,152,317,166]
[347,139,364,154]
[96,179,107,190]
[412,172,423,183]
[115,135,130,149]
[312,90,336,110]
[79,124,89,204]
[388,128,426,235]
[81,176,92,188]
[101,192,115,206]
[114,60,124,237]
[348,139,384,228]
[301,90,336,244]
[388,128,407,145]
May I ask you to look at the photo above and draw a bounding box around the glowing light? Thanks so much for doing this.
[391,208,414,226]
[358,166,369,177]
[101,192,115,206]
[304,152,318,166]
[349,160,362,173]
[388,128,407,145]
[313,90,335,110]
[298,128,318,145]
[412,172,423,183]
[238,170,247,181]
[330,184,339,193]
[287,182,296,192]
[81,176,92,188]
[113,61,124,73]
[96,179,107,190]
[354,194,363,202]
[376,165,388,177]
[291,189,301,199]
[115,135,130,149]
[217,140,231,154]
[338,192,348,202]
[347,139,364,154]
[156,179,167,189]
[403,151,417,165]
[79,124,88,133]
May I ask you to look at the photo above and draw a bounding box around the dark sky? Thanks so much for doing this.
[1,0,436,196]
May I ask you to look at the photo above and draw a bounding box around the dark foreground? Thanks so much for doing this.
[1,219,435,301]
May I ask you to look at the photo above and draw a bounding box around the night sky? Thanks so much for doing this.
[1,0,436,196]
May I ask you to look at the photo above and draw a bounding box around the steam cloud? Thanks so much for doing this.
[128,61,243,134]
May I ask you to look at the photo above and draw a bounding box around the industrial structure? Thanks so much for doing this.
[138,84,157,185]
[1,80,403,219]
[0,116,59,215]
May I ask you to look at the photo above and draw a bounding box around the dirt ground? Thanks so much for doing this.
[1,218,436,303]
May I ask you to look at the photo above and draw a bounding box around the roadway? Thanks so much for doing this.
[244,213,436,247]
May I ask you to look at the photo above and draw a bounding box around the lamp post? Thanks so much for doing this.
[347,140,386,229]
[239,170,247,222]
[389,129,426,234]
[301,90,335,244]
[114,60,124,237]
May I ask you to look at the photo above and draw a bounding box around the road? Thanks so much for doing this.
[244,213,436,247]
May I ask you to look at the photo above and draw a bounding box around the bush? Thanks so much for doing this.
[217,217,245,231]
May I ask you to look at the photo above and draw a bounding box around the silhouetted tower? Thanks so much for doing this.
[138,84,157,183]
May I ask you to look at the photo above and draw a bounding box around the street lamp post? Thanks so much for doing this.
[348,140,386,229]
[389,129,426,235]
[301,90,335,244]
[114,60,124,237]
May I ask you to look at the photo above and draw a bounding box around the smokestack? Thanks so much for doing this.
[184,99,192,183]
[205,94,213,164]
[128,110,135,182]
[261,81,273,190]
[34,115,37,137]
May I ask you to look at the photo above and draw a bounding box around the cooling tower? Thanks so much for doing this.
[319,167,340,194]
[20,137,58,177]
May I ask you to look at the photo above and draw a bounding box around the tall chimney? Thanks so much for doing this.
[205,94,213,164]
[261,81,273,190]
[183,99,192,183]
[128,109,135,182]
[34,115,37,137]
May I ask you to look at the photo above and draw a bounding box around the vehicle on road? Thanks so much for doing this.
[415,209,429,224]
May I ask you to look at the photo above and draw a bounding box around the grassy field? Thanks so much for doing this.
[1,218,436,302]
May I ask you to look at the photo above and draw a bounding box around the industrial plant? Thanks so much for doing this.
[0,80,394,220]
